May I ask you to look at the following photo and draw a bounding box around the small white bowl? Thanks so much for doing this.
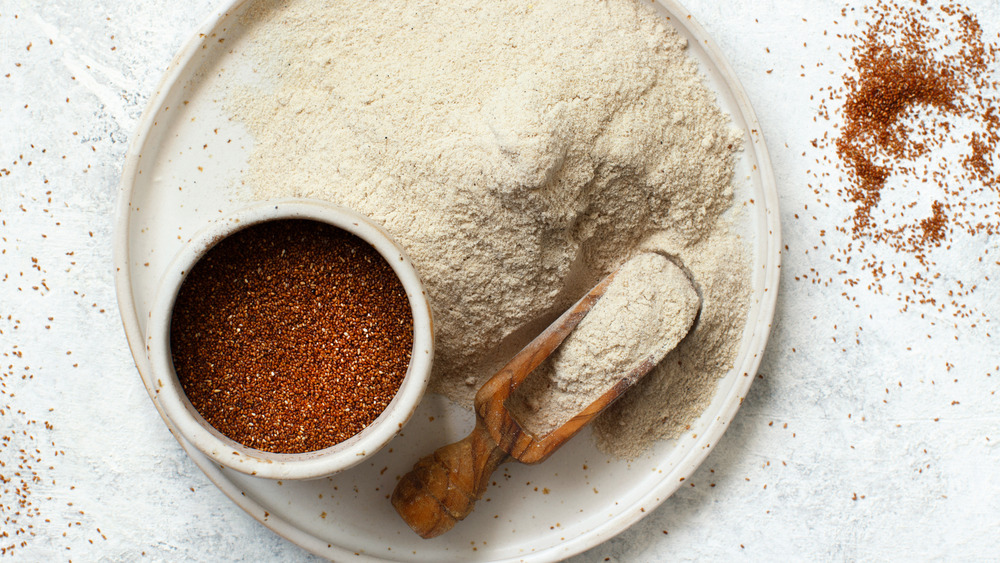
[145,199,434,480]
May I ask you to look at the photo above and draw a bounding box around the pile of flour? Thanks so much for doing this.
[229,0,750,458]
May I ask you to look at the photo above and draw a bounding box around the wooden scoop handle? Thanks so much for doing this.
[391,420,510,539]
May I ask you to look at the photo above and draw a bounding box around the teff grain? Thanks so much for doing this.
[170,219,414,454]
[809,0,1000,319]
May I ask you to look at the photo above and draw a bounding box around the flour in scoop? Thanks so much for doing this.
[229,0,752,457]
[507,253,701,436]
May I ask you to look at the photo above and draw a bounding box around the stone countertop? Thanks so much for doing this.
[2,0,998,560]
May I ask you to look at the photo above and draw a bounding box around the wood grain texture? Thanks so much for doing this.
[390,422,509,538]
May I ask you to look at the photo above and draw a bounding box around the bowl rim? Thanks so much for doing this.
[144,198,434,480]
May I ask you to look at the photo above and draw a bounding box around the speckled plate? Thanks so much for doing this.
[113,0,780,561]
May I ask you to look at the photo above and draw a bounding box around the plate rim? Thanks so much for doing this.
[113,0,781,560]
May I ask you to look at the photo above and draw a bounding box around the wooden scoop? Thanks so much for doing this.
[391,257,700,539]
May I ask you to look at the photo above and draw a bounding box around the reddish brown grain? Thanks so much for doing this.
[808,0,1000,319]
[170,220,414,454]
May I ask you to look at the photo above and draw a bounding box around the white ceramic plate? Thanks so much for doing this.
[114,1,780,561]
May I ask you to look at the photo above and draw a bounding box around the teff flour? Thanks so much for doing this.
[508,253,702,437]
[230,0,752,458]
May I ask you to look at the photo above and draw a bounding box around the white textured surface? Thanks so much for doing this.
[1,1,998,561]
